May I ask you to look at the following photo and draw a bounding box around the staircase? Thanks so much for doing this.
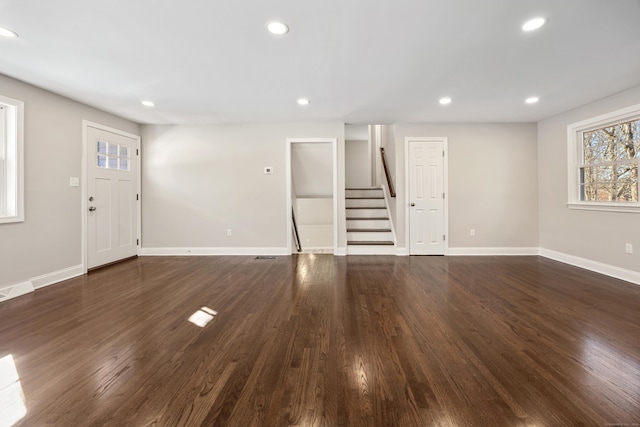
[346,187,395,254]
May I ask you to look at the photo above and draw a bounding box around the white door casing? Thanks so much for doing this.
[84,123,140,270]
[408,138,447,255]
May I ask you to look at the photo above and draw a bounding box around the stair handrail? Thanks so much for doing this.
[380,147,396,197]
[292,208,302,252]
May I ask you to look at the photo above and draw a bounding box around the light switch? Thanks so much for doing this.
[69,177,80,187]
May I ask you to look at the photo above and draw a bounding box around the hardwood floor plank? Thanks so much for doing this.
[1,255,639,426]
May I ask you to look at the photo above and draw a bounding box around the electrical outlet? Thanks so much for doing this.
[470,229,476,237]
[625,243,633,254]
[227,229,232,237]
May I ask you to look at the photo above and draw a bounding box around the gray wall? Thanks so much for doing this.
[345,140,370,188]
[393,123,539,250]
[2,71,636,291]
[345,124,368,140]
[538,85,640,272]
[141,123,345,250]
[292,142,333,197]
[0,73,140,288]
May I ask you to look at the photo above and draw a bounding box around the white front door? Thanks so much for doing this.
[86,125,139,269]
[409,139,445,255]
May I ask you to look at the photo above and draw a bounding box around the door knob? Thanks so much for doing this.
[88,206,97,212]
[410,203,415,207]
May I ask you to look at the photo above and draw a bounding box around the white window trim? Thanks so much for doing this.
[0,94,24,224]
[567,103,640,213]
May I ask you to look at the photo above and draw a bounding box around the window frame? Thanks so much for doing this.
[96,140,131,172]
[0,94,24,224]
[567,103,640,213]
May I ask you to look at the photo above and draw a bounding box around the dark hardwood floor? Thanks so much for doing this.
[1,255,639,426]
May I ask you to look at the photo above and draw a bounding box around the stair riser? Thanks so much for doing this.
[345,198,386,208]
[347,245,396,255]
[346,189,384,198]
[346,219,390,229]
[345,208,387,218]
[347,231,394,241]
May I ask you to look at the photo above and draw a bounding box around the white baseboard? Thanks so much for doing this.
[334,247,346,256]
[299,247,333,254]
[395,247,410,256]
[0,281,35,303]
[346,245,396,255]
[539,248,640,286]
[140,247,289,256]
[0,264,84,304]
[448,247,539,256]
[31,264,84,289]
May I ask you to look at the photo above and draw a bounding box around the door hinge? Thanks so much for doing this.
[136,149,139,156]
[443,235,446,241]
[137,238,139,246]
[443,150,445,157]
[442,192,445,199]
[136,194,139,201]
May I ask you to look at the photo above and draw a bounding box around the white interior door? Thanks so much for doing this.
[409,140,445,255]
[86,125,139,269]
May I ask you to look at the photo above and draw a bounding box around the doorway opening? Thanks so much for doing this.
[286,138,338,254]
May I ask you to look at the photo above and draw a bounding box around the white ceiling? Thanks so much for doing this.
[1,0,639,125]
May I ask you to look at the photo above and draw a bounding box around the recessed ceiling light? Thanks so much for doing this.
[297,98,310,106]
[266,21,289,35]
[525,97,540,104]
[141,100,155,107]
[522,17,547,32]
[0,26,18,38]
[439,97,452,105]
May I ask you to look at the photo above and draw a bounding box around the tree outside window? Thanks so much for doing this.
[580,119,639,203]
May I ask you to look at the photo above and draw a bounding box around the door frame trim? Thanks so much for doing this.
[404,137,449,255]
[81,121,141,273]
[286,138,338,255]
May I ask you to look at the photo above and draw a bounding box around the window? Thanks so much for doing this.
[96,140,130,171]
[0,95,24,224]
[568,104,640,212]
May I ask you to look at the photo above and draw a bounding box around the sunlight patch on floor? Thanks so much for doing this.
[188,306,218,328]
[0,354,27,427]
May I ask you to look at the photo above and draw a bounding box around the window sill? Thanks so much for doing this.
[0,216,24,224]
[567,202,640,213]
